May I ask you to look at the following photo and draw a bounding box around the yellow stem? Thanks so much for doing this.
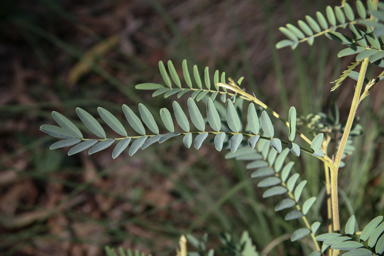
[331,58,369,234]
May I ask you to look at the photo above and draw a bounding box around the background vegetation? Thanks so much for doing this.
[1,0,384,255]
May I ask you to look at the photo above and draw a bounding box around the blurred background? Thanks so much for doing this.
[1,0,384,255]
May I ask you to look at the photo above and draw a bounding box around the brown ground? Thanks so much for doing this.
[1,0,384,256]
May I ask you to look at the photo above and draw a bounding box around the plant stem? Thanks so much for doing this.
[331,58,369,233]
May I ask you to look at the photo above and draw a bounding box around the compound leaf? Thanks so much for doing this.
[40,124,74,139]
[311,133,323,150]
[360,216,383,241]
[194,132,208,149]
[207,98,221,131]
[294,180,307,201]
[135,83,164,90]
[230,134,243,152]
[160,108,174,132]
[89,139,114,155]
[248,135,260,149]
[270,138,282,153]
[281,162,295,182]
[285,210,303,220]
[173,102,190,132]
[142,135,162,149]
[76,108,106,138]
[52,111,83,139]
[188,98,205,131]
[183,133,193,148]
[167,60,181,88]
[288,106,296,141]
[306,15,321,33]
[312,222,321,235]
[316,11,328,29]
[204,66,211,90]
[303,197,317,215]
[129,137,148,156]
[263,186,287,198]
[287,173,300,191]
[258,177,281,188]
[291,228,310,242]
[112,138,131,159]
[345,215,356,235]
[247,103,260,134]
[50,138,81,149]
[343,248,373,256]
[214,132,226,151]
[356,0,367,19]
[138,104,159,134]
[274,148,290,172]
[98,107,127,137]
[251,168,274,178]
[122,105,146,135]
[68,139,98,156]
[159,61,171,88]
[275,198,296,211]
[344,3,354,21]
[226,100,241,133]
[182,59,192,88]
[261,111,274,137]
[193,65,202,89]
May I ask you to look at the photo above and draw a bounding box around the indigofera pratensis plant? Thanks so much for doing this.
[40,1,384,256]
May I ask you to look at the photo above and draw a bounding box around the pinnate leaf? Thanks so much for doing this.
[159,61,171,88]
[291,228,310,242]
[207,98,221,132]
[52,111,83,139]
[76,108,106,138]
[112,138,131,159]
[40,124,74,139]
[173,101,190,132]
[98,107,127,137]
[68,140,98,156]
[160,108,174,132]
[188,98,205,131]
[139,104,159,134]
[226,100,241,133]
[194,132,208,149]
[135,83,164,90]
[230,134,243,152]
[122,105,145,135]
[214,132,226,151]
[89,139,114,155]
[129,137,148,156]
[50,139,81,149]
